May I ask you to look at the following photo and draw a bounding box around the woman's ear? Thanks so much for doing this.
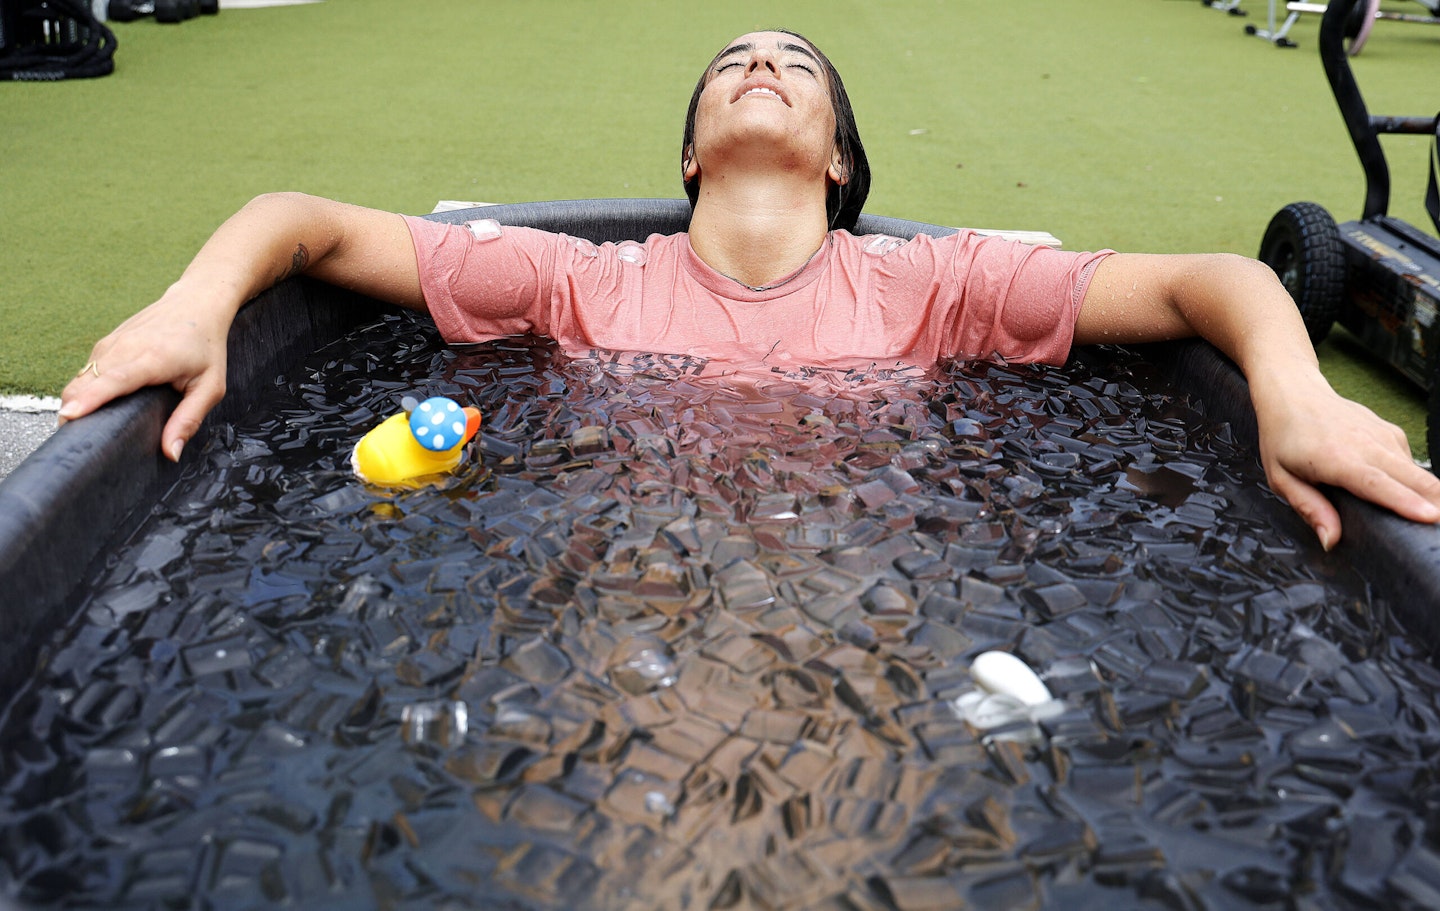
[828,147,848,186]
[683,145,699,180]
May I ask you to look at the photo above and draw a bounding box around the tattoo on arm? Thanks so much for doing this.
[279,243,310,283]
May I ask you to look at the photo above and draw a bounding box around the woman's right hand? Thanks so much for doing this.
[56,193,426,462]
[58,280,235,462]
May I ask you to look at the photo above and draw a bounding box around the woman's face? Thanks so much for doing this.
[685,31,844,189]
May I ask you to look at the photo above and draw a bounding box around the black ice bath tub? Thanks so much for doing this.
[3,199,1440,910]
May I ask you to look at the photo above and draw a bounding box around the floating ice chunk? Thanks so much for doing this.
[401,699,468,750]
[465,218,502,242]
[863,235,907,256]
[566,235,599,257]
[616,241,648,266]
[608,636,679,695]
[643,790,675,818]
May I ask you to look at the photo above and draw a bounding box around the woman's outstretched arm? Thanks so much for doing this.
[1075,251,1440,549]
[59,192,425,462]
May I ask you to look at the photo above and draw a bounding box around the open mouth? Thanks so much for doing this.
[738,86,786,104]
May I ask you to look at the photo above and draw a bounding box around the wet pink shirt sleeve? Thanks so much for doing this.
[404,216,561,343]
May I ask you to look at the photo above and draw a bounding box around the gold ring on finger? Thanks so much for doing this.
[78,360,100,379]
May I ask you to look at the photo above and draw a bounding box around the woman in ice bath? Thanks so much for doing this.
[59,29,1440,551]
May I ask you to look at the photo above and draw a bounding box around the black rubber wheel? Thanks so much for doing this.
[1345,0,1381,55]
[1344,0,1368,39]
[154,0,196,22]
[1258,202,1347,345]
[200,0,219,13]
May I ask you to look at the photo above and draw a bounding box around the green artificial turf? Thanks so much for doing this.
[2,0,1437,451]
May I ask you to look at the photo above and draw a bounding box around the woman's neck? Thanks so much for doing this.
[687,174,831,290]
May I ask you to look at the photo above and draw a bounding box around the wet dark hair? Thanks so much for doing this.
[681,30,871,233]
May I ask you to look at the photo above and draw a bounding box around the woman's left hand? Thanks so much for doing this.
[1251,369,1440,550]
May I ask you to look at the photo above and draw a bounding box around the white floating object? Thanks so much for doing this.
[970,651,1053,707]
[954,691,1030,730]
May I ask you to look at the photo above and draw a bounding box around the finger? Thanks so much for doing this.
[57,353,134,423]
[161,378,226,463]
[1390,422,1412,452]
[1340,460,1440,525]
[1268,467,1342,551]
[1388,453,1440,505]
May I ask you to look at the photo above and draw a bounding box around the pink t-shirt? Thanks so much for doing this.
[404,215,1110,370]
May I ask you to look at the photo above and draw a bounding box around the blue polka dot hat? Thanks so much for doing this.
[409,396,468,452]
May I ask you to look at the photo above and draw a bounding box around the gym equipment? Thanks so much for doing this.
[1247,0,1440,53]
[154,0,197,22]
[1344,0,1440,54]
[0,0,116,79]
[105,0,151,21]
[109,0,217,22]
[1244,0,1316,46]
[1257,0,1440,460]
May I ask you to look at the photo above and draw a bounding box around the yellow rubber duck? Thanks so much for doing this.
[352,395,482,486]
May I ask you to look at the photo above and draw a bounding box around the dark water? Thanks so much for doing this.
[3,312,1440,910]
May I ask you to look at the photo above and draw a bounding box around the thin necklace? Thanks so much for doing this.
[725,235,830,292]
